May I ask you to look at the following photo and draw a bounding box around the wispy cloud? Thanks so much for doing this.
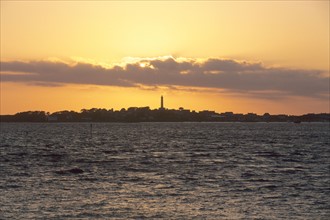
[1,57,329,99]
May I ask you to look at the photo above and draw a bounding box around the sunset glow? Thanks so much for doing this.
[1,1,329,115]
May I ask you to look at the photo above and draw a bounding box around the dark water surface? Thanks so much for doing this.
[1,122,329,219]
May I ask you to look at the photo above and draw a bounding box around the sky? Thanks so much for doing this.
[1,1,329,115]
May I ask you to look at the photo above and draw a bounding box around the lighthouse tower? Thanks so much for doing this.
[160,96,164,110]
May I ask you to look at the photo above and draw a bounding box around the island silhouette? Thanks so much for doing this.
[1,97,329,123]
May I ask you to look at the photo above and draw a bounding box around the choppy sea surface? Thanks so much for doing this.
[0,122,329,219]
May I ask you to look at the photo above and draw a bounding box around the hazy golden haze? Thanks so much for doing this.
[0,1,329,115]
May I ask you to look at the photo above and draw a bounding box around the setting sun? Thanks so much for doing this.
[139,63,146,68]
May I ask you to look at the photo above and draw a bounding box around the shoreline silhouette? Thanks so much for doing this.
[1,107,329,123]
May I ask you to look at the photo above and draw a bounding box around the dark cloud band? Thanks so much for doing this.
[1,58,328,99]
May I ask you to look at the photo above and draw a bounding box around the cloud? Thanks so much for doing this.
[1,57,329,99]
[28,82,63,87]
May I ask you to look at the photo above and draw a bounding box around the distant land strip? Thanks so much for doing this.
[1,107,329,123]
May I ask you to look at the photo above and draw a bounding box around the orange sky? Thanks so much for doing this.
[1,1,329,115]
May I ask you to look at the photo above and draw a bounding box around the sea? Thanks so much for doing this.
[0,122,329,219]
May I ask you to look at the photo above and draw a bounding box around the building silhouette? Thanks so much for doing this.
[160,96,165,110]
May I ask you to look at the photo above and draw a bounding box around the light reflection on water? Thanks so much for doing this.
[0,122,329,219]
